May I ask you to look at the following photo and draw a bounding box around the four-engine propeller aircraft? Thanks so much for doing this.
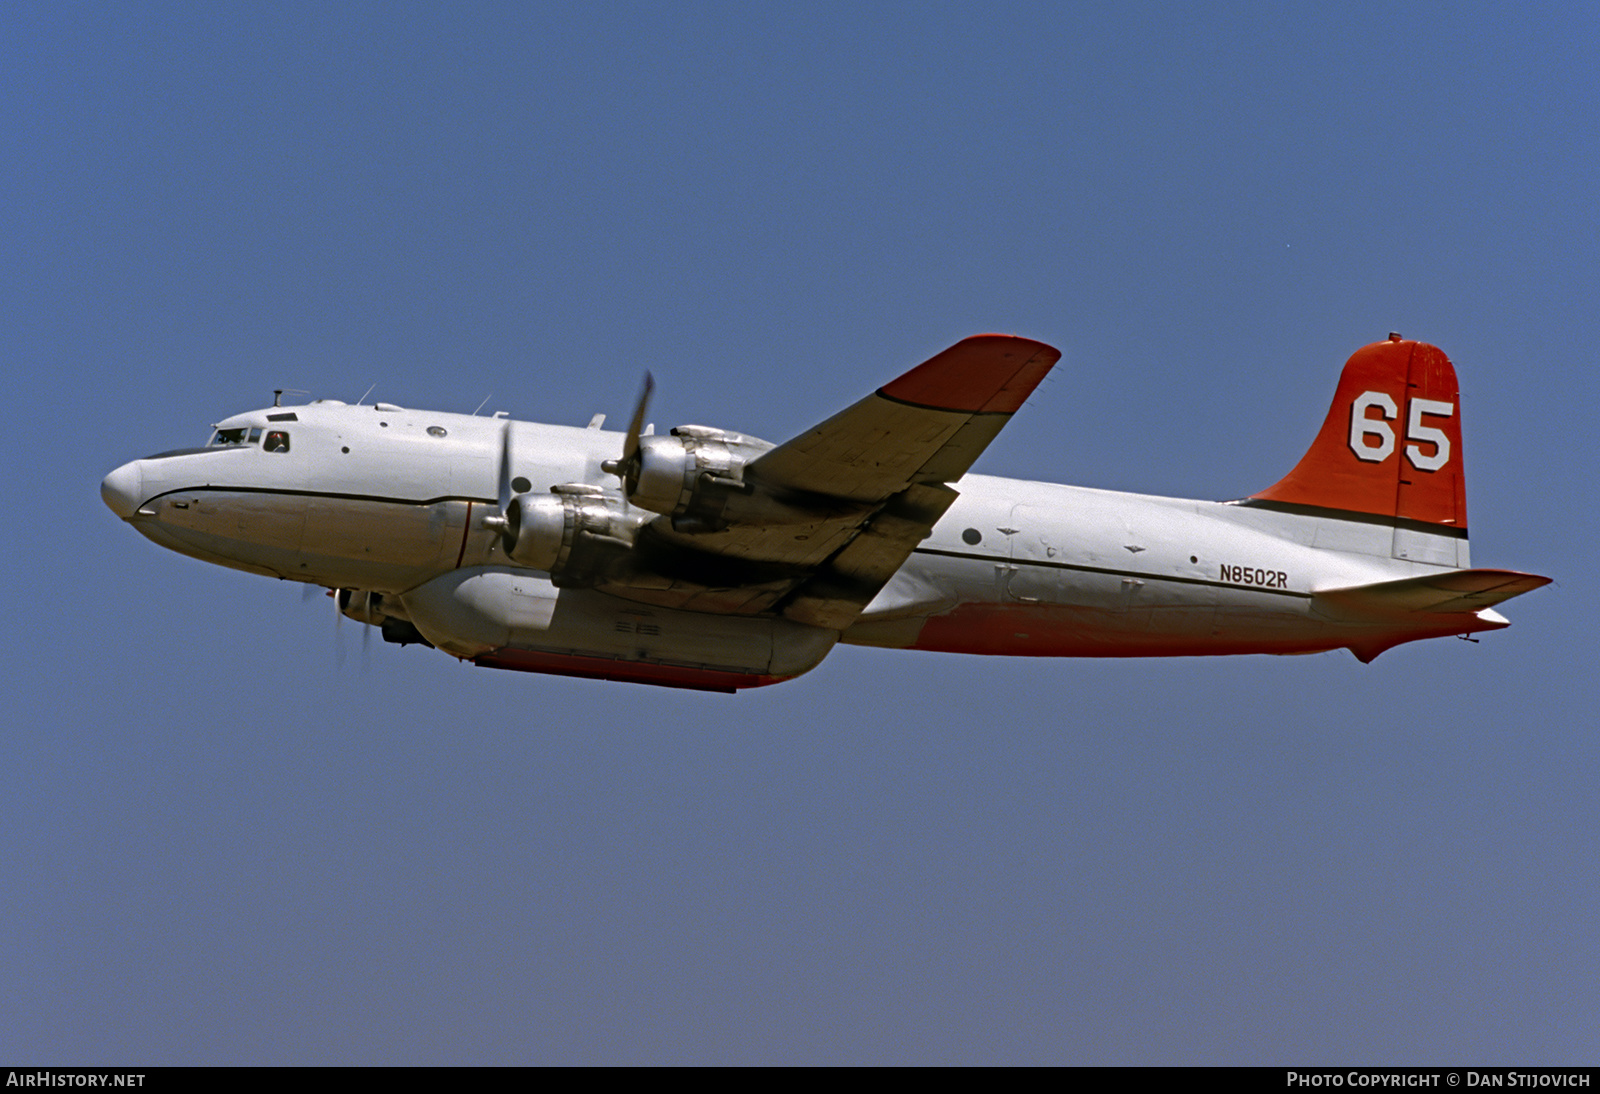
[101,334,1549,691]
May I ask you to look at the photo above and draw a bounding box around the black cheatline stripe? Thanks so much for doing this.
[912,547,1313,600]
[1235,498,1468,539]
[140,486,1313,601]
[141,485,496,508]
[142,446,235,460]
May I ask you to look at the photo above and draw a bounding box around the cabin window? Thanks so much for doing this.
[264,431,291,453]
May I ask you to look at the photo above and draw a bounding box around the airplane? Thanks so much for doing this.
[100,333,1550,692]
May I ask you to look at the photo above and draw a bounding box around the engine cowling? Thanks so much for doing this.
[502,487,648,583]
[628,426,773,527]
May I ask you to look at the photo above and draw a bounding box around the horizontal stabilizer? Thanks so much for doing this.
[1315,568,1551,616]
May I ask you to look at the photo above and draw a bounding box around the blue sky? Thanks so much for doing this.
[5,1,1595,1064]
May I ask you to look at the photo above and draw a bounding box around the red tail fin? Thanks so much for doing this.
[1251,336,1467,530]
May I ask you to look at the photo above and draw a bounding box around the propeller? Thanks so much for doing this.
[601,371,654,494]
[331,587,346,671]
[482,377,652,560]
[329,587,377,672]
[482,417,514,545]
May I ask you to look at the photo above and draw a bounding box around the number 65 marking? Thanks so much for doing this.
[1349,391,1454,471]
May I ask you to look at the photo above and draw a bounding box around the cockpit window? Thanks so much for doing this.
[208,427,269,447]
[264,430,290,453]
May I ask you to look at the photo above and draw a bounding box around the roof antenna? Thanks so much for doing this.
[471,394,493,416]
[355,383,377,406]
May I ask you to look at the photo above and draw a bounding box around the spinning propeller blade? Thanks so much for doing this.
[604,372,655,493]
[483,418,515,546]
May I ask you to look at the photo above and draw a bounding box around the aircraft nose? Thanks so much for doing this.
[101,461,144,519]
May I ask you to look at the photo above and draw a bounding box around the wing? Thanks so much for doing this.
[601,334,1060,629]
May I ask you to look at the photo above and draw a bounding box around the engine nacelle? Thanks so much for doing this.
[629,426,773,525]
[503,487,648,583]
[336,587,392,625]
[334,588,431,647]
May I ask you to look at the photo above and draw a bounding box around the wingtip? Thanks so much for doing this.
[879,334,1061,414]
[963,332,1063,356]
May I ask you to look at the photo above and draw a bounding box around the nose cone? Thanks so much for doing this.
[101,461,144,519]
